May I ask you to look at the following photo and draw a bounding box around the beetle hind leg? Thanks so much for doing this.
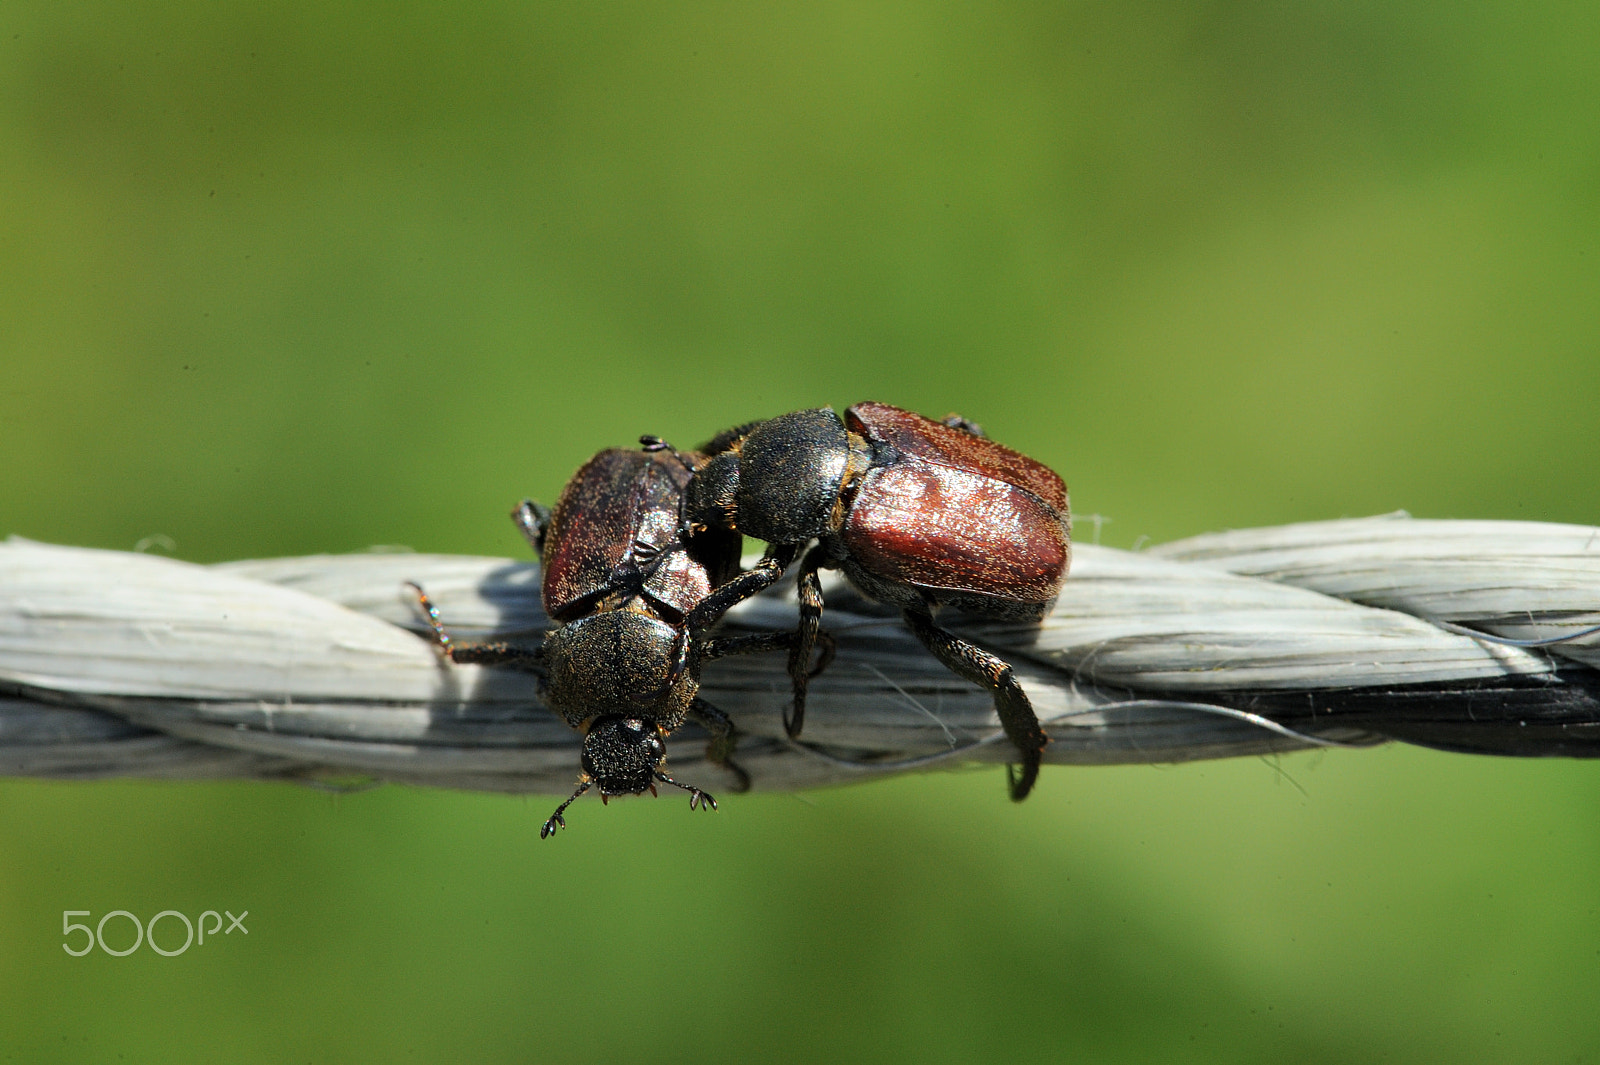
[777,546,830,739]
[899,607,1046,801]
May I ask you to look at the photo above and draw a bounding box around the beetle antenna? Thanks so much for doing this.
[653,771,717,812]
[540,780,592,839]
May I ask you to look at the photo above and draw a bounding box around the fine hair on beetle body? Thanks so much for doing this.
[677,402,1071,801]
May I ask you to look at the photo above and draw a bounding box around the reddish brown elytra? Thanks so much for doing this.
[840,402,1070,613]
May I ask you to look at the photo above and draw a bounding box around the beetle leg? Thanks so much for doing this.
[406,580,550,676]
[941,413,985,438]
[683,542,800,631]
[405,581,456,654]
[540,779,592,839]
[444,641,547,673]
[688,697,750,792]
[782,545,829,739]
[654,771,718,812]
[512,499,551,555]
[700,630,836,677]
[698,631,789,664]
[899,607,1046,802]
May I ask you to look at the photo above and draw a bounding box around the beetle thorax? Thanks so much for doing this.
[726,408,867,544]
[539,607,696,730]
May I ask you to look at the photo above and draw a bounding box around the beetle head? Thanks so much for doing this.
[581,716,668,796]
[540,727,720,839]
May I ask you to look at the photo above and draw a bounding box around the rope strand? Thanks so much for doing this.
[3,511,1597,792]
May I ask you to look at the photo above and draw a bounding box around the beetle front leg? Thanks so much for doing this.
[687,697,750,792]
[638,435,699,472]
[407,580,549,675]
[445,641,548,673]
[683,542,800,631]
[699,629,836,675]
[900,606,1046,802]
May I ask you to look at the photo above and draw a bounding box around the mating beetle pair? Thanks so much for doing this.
[417,402,1069,834]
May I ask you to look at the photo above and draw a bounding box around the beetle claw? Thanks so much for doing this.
[656,771,717,813]
[540,780,591,839]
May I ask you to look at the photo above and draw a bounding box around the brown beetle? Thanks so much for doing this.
[681,402,1070,800]
[414,447,809,837]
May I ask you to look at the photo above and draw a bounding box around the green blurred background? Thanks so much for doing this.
[3,3,1598,1062]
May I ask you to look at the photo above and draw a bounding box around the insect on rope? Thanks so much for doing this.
[3,474,1599,831]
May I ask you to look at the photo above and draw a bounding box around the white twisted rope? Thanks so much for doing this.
[2,512,1597,794]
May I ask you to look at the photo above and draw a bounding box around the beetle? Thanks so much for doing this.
[412,445,819,837]
[680,402,1070,800]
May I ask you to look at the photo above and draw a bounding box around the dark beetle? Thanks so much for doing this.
[681,402,1070,801]
[414,446,805,837]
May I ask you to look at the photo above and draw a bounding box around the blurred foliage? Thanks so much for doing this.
[1,2,1597,1062]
